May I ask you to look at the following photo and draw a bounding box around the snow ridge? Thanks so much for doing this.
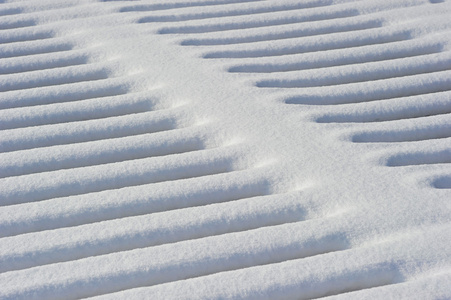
[158,0,451,190]
[0,0,450,299]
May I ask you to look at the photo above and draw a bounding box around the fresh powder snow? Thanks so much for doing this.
[0,0,450,299]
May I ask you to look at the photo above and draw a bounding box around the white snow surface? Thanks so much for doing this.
[0,0,450,299]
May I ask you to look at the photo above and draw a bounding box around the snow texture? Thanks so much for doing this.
[0,0,450,299]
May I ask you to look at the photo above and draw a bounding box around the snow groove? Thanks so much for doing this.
[0,23,134,121]
[0,191,313,273]
[0,146,247,206]
[0,62,111,92]
[0,108,187,152]
[119,0,263,13]
[0,91,155,130]
[228,37,443,73]
[149,0,450,191]
[0,37,73,59]
[0,18,35,30]
[204,28,410,59]
[101,254,397,300]
[146,0,450,181]
[315,90,451,123]
[433,175,451,189]
[322,271,451,299]
[157,9,359,34]
[0,169,270,237]
[0,126,207,178]
[85,224,451,300]
[385,142,451,167]
[0,50,89,74]
[284,70,451,105]
[257,51,451,88]
[0,7,21,17]
[352,116,451,143]
[182,18,383,47]
[0,77,131,109]
[139,1,336,24]
[0,218,349,299]
[0,28,54,44]
[0,76,132,109]
[1,0,451,299]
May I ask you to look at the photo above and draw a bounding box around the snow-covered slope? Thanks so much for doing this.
[0,0,450,299]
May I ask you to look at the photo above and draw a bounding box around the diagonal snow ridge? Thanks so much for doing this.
[0,2,292,298]
[0,0,450,299]
[146,0,451,190]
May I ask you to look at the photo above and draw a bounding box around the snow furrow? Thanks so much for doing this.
[1,0,450,298]
[0,1,91,16]
[0,49,88,74]
[385,142,451,166]
[152,0,429,35]
[0,76,132,109]
[351,115,451,143]
[175,0,441,49]
[0,62,111,92]
[433,175,451,189]
[119,0,264,13]
[0,91,156,130]
[284,69,451,105]
[0,109,183,152]
[0,126,207,178]
[0,217,349,299]
[324,271,451,299]
[228,36,443,73]
[0,1,119,26]
[158,9,359,35]
[139,1,335,24]
[0,146,245,206]
[92,259,396,300]
[0,18,35,30]
[0,28,54,44]
[0,169,269,237]
[182,17,382,46]
[86,225,451,300]
[315,90,451,123]
[0,7,22,17]
[203,27,410,59]
[256,51,451,88]
[0,36,73,59]
[0,191,316,273]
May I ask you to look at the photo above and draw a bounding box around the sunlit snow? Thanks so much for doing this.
[0,0,450,299]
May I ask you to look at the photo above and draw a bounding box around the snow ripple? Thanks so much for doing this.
[1,0,450,299]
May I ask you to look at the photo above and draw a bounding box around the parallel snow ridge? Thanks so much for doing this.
[0,213,355,299]
[0,190,312,273]
[109,0,451,297]
[0,1,258,206]
[89,227,451,300]
[146,0,451,189]
[0,1,312,298]
[1,0,450,299]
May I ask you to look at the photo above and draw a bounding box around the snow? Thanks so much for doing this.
[0,0,450,299]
